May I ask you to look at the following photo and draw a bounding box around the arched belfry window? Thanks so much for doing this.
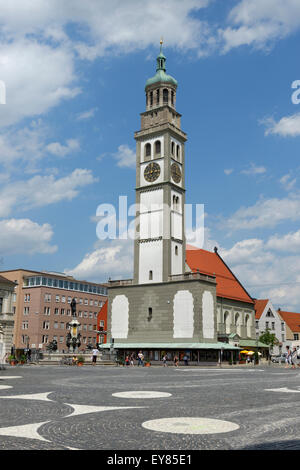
[163,88,168,104]
[156,89,160,105]
[149,270,153,280]
[171,141,175,156]
[171,91,174,106]
[155,140,161,156]
[176,145,180,160]
[175,245,178,256]
[145,143,151,160]
[150,91,153,106]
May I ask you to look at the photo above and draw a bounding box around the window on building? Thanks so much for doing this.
[89,312,93,318]
[61,296,65,303]
[149,270,153,280]
[255,320,259,329]
[84,298,88,305]
[54,322,58,329]
[23,307,30,315]
[176,145,180,160]
[60,322,64,329]
[145,143,151,160]
[282,334,285,342]
[148,307,153,321]
[156,89,160,104]
[150,91,153,106]
[67,297,71,304]
[271,322,275,330]
[61,308,65,315]
[22,321,28,330]
[155,140,161,156]
[56,295,60,302]
[54,308,59,315]
[44,307,50,315]
[43,321,50,330]
[67,309,71,316]
[171,141,175,156]
[294,334,299,340]
[281,322,285,331]
[175,245,178,256]
[163,88,168,103]
[171,90,174,105]
[84,311,88,318]
[100,320,105,327]
[44,293,51,302]
[42,335,48,344]
[265,321,269,329]
[59,336,64,344]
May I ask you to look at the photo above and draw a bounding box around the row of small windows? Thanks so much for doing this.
[23,276,107,296]
[144,141,180,160]
[147,88,175,107]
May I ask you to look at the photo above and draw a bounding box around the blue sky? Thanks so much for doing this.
[0,0,300,311]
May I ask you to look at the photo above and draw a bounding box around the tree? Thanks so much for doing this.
[259,329,279,357]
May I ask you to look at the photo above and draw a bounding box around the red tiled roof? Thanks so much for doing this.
[186,247,254,304]
[278,310,300,333]
[254,299,269,319]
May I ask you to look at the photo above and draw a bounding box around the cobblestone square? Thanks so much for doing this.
[1,364,300,451]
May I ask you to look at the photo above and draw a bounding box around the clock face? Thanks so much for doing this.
[171,163,182,184]
[144,162,161,182]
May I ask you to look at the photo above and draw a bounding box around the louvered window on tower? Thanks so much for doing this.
[163,88,168,103]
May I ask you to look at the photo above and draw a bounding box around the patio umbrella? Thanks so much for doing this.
[247,351,255,355]
[240,350,249,354]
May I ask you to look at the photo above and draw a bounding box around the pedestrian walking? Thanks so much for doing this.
[291,347,298,369]
[174,355,179,367]
[125,355,130,367]
[285,346,291,368]
[130,353,135,366]
[162,355,167,367]
[91,347,99,365]
[183,355,188,366]
[137,350,144,367]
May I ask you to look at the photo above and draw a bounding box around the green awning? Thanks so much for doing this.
[239,339,269,348]
[102,342,240,350]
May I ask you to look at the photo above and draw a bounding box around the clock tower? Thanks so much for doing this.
[133,42,187,284]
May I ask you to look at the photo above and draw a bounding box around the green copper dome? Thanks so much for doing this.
[145,44,177,89]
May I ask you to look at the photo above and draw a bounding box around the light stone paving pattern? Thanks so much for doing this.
[112,391,172,399]
[142,417,240,434]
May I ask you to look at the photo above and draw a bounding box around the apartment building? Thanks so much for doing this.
[0,269,107,352]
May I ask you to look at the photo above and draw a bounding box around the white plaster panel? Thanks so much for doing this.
[111,295,129,339]
[171,212,183,240]
[202,291,215,339]
[139,240,163,284]
[140,189,163,213]
[173,290,194,338]
[171,242,183,275]
[140,211,163,239]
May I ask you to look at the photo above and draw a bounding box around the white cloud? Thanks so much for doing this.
[65,239,133,282]
[220,233,300,310]
[76,108,98,121]
[241,164,267,176]
[0,218,57,255]
[0,169,97,217]
[224,194,300,231]
[0,39,80,127]
[266,229,300,253]
[113,144,136,168]
[263,113,300,137]
[280,173,297,191]
[221,0,300,52]
[224,169,234,175]
[46,139,80,157]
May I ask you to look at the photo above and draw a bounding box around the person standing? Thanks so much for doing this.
[174,355,179,367]
[183,355,188,366]
[162,355,167,367]
[130,353,135,367]
[91,347,99,365]
[291,347,298,369]
[138,350,144,367]
[285,346,291,368]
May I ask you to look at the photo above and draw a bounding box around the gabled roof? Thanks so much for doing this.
[185,246,254,305]
[254,299,269,319]
[277,310,300,333]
